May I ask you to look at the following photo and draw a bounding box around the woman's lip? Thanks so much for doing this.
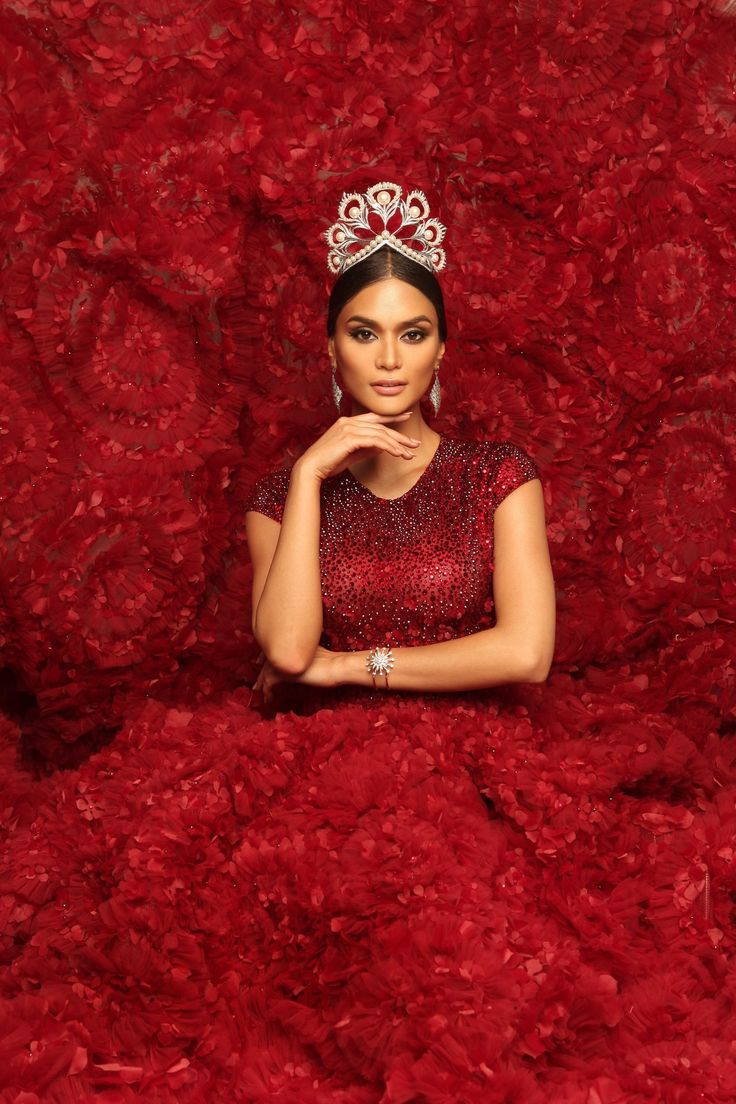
[371,382,407,391]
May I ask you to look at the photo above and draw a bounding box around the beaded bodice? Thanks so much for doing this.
[246,436,539,656]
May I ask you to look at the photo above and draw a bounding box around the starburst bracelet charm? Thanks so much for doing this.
[366,645,394,688]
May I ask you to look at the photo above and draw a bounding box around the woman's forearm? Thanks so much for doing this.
[254,463,324,673]
[334,625,549,692]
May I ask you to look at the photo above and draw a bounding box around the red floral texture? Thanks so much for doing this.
[95,96,255,299]
[2,694,736,1100]
[510,0,677,117]
[0,0,735,1097]
[21,262,239,466]
[0,14,93,247]
[608,374,735,665]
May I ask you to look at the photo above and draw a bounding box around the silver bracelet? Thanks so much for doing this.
[366,645,394,688]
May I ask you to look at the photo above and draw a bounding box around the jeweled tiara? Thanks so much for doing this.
[325,181,447,276]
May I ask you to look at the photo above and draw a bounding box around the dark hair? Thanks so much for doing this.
[326,245,447,342]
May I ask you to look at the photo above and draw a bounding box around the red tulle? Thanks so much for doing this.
[1,0,735,1098]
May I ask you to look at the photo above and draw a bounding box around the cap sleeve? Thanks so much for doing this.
[245,468,291,523]
[489,441,540,512]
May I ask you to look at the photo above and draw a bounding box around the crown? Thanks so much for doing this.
[325,181,447,276]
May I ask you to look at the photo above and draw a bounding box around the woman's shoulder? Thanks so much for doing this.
[445,434,539,473]
[443,435,541,507]
[245,462,292,523]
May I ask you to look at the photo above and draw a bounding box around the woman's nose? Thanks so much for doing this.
[376,339,401,369]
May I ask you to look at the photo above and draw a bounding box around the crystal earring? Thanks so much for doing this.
[429,365,441,415]
[331,364,343,410]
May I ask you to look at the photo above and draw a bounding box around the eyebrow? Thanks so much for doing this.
[345,314,433,328]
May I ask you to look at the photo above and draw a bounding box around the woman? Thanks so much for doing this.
[237,187,569,1100]
[246,181,556,710]
[0,186,720,1102]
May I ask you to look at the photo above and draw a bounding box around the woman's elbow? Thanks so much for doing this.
[528,653,553,683]
[252,612,312,675]
[518,648,553,684]
[255,634,314,676]
[266,650,312,677]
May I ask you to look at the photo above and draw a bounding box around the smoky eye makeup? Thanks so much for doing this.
[346,325,431,342]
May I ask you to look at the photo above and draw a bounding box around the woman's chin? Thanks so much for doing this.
[352,392,418,417]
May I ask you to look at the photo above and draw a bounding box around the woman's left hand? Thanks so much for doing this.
[252,646,343,701]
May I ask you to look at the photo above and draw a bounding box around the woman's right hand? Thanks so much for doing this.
[292,411,421,484]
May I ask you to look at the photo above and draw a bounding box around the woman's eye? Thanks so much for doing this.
[347,327,428,343]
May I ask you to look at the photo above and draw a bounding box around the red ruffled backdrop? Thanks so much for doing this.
[1,0,735,1100]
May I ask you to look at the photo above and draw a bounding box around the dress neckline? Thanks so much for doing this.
[345,435,445,503]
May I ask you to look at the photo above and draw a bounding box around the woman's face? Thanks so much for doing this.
[328,277,445,416]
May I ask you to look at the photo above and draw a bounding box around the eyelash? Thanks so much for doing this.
[348,328,428,343]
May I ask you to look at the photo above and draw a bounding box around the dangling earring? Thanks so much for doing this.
[429,364,441,416]
[331,363,343,410]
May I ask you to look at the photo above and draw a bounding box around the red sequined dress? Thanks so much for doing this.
[246,434,540,712]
